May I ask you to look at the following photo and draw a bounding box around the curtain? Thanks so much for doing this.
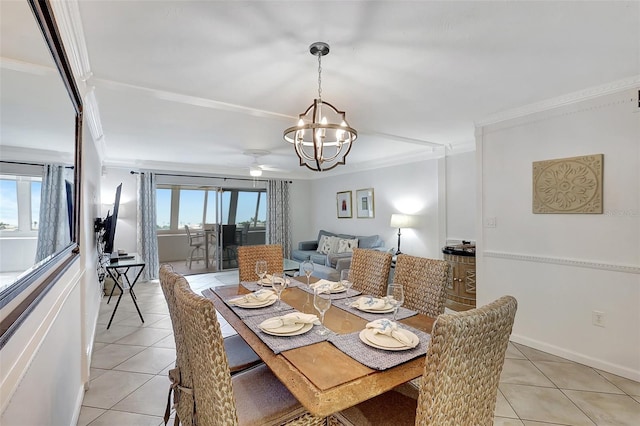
[266,180,291,257]
[137,172,159,280]
[35,164,71,262]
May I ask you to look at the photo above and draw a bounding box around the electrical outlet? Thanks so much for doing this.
[592,310,605,327]
[485,217,497,228]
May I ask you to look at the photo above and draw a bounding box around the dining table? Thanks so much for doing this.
[202,276,435,417]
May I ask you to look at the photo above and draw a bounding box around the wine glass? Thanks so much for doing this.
[271,272,287,311]
[387,284,404,321]
[313,285,332,336]
[340,269,353,306]
[301,260,314,287]
[255,260,267,284]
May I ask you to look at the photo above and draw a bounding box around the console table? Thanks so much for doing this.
[105,254,146,329]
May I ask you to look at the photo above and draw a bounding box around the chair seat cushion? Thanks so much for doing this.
[232,364,307,426]
[223,334,262,374]
[332,384,418,426]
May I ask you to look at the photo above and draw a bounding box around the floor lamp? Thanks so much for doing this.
[390,214,415,255]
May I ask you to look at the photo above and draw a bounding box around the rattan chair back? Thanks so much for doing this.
[349,248,392,298]
[393,254,450,317]
[237,244,284,282]
[173,272,238,425]
[159,264,195,425]
[415,295,518,425]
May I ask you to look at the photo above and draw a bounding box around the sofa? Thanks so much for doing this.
[291,229,385,269]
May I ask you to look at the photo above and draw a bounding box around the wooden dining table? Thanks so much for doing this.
[202,277,435,417]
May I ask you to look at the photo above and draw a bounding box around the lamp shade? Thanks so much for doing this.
[390,214,415,228]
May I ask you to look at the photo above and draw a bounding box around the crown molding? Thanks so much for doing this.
[483,250,640,275]
[476,76,640,127]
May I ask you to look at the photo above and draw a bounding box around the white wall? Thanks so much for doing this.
[1,125,104,424]
[446,151,476,242]
[306,158,446,259]
[477,87,640,380]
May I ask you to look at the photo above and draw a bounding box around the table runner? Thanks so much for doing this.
[243,312,328,354]
[328,325,431,370]
[210,287,294,319]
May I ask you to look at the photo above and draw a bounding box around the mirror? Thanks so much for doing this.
[0,0,82,345]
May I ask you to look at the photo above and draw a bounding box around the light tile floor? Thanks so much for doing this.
[78,271,640,425]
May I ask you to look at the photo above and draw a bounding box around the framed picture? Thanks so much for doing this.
[336,191,352,218]
[356,188,375,218]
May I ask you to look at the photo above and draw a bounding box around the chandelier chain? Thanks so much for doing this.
[317,53,322,101]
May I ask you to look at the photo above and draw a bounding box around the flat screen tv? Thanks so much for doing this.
[102,183,122,254]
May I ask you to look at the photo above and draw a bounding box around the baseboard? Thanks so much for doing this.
[510,333,640,382]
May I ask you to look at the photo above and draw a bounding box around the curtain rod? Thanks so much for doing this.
[0,160,74,169]
[129,170,292,183]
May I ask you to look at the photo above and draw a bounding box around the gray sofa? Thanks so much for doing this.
[291,229,385,268]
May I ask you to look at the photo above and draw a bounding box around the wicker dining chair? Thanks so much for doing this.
[172,270,327,426]
[237,244,284,282]
[393,254,450,318]
[331,295,518,426]
[159,265,262,424]
[349,248,393,298]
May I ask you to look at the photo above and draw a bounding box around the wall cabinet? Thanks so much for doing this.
[444,253,476,311]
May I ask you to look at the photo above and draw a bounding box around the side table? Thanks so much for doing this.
[105,254,146,329]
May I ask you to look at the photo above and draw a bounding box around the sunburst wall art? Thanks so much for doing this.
[532,154,603,214]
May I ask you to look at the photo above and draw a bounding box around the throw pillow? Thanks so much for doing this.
[329,235,342,254]
[337,238,358,253]
[317,235,332,254]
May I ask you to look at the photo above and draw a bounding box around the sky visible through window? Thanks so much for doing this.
[0,179,18,228]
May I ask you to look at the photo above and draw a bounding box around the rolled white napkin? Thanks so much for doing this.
[366,319,415,347]
[229,289,275,305]
[260,312,320,330]
[351,296,388,310]
[310,279,344,292]
[259,274,273,284]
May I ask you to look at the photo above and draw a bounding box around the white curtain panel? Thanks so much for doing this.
[137,172,159,280]
[266,180,292,257]
[35,164,71,262]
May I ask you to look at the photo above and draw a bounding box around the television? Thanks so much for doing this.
[102,183,122,254]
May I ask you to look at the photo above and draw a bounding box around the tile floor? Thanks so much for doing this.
[78,271,640,425]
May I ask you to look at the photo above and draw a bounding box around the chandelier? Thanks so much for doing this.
[283,42,357,172]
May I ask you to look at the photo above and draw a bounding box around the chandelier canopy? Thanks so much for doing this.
[283,42,357,172]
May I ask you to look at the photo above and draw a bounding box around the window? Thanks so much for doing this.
[156,188,172,230]
[178,188,205,229]
[0,175,42,234]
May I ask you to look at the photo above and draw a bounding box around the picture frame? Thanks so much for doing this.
[356,188,375,218]
[336,191,352,218]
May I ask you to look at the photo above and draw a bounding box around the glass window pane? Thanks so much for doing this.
[0,179,18,231]
[156,188,172,230]
[221,191,231,225]
[31,181,41,230]
[236,191,259,228]
[257,191,266,227]
[205,190,217,224]
[179,189,205,229]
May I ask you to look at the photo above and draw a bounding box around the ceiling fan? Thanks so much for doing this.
[243,150,285,177]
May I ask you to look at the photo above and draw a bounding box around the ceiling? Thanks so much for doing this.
[2,1,639,180]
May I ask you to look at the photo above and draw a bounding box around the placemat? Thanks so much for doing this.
[328,325,431,370]
[240,280,302,292]
[296,285,362,301]
[243,312,328,354]
[210,287,294,319]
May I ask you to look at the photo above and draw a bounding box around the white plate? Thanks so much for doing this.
[259,319,305,334]
[260,322,313,336]
[355,304,395,314]
[329,286,346,293]
[233,296,277,308]
[259,278,273,286]
[364,328,419,350]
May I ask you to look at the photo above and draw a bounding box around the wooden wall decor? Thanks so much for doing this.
[532,154,603,214]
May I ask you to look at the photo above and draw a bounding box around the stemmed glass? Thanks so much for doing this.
[271,272,287,311]
[387,283,404,321]
[313,285,332,335]
[301,260,314,287]
[340,269,353,306]
[255,260,267,284]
